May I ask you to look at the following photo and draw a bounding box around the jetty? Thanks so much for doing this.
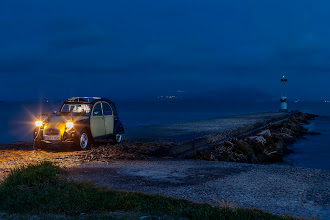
[125,112,290,157]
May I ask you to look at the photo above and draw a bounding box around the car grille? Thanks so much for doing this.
[45,128,60,135]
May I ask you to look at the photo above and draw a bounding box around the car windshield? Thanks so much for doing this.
[60,104,92,115]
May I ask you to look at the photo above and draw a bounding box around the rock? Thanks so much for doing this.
[210,152,216,161]
[274,141,284,149]
[192,111,316,164]
[236,154,248,163]
[236,140,252,154]
[265,151,283,163]
[248,136,266,145]
[283,136,296,144]
[250,153,259,163]
[280,127,293,135]
[258,129,271,137]
[235,140,258,163]
[220,152,236,162]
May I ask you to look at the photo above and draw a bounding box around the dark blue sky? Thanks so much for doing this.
[0,0,329,101]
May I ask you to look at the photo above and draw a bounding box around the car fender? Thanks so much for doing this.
[114,120,124,134]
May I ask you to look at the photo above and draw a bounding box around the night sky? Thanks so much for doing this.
[0,0,329,101]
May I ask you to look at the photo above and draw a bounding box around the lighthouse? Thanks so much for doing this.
[280,75,288,112]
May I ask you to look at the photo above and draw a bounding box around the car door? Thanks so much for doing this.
[102,102,114,135]
[90,102,106,137]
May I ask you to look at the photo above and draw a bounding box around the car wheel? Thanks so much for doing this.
[113,134,123,144]
[79,130,92,150]
[35,138,46,150]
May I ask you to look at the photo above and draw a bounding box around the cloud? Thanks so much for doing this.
[1,36,330,76]
[1,0,330,78]
[273,34,330,72]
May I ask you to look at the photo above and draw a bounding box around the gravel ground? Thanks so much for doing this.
[0,140,169,180]
[0,142,83,180]
[69,160,330,219]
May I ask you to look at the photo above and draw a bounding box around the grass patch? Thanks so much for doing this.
[0,161,295,219]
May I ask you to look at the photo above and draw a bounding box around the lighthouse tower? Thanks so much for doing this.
[280,75,288,112]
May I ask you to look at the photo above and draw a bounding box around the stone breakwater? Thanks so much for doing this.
[192,112,318,164]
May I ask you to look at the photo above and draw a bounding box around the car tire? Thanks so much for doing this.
[78,129,92,150]
[113,133,123,144]
[35,137,46,150]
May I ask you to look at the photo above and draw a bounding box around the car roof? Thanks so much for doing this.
[63,97,115,105]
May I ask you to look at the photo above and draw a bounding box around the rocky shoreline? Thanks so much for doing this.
[0,112,319,180]
[192,112,318,164]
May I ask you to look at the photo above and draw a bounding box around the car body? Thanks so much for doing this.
[33,97,124,150]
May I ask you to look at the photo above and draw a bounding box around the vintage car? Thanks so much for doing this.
[33,97,124,150]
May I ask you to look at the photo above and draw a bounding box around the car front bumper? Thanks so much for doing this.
[34,128,79,145]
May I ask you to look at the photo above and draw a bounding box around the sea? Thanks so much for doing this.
[0,100,329,170]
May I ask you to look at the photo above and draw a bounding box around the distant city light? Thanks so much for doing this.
[158,95,177,99]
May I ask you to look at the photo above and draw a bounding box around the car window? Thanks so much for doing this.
[61,104,91,113]
[102,102,113,115]
[92,103,103,116]
[110,103,118,116]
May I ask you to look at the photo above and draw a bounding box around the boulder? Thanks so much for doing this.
[258,129,271,137]
[236,154,248,163]
[236,140,252,153]
[248,136,267,145]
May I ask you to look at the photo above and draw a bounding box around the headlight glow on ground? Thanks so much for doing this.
[35,121,42,127]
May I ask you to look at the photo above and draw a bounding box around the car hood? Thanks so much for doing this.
[45,115,89,130]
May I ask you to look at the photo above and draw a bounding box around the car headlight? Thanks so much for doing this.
[66,122,74,129]
[35,121,42,127]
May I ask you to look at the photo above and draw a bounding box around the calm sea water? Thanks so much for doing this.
[281,102,330,170]
[0,101,329,170]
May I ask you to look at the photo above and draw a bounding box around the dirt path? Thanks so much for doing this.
[0,140,167,180]
[68,160,330,220]
[0,142,83,179]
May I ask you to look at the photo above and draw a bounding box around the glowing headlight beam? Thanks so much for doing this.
[66,122,74,129]
[35,121,43,127]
